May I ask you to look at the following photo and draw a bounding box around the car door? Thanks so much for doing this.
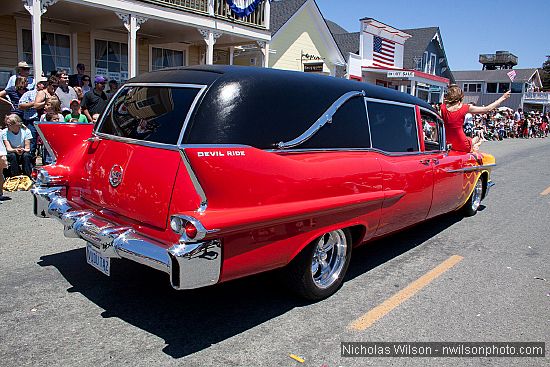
[366,100,434,236]
[419,108,467,218]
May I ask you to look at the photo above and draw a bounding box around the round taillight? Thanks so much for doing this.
[184,221,198,239]
[31,169,39,180]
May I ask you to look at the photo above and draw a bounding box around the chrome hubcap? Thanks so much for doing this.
[471,179,483,211]
[311,229,348,289]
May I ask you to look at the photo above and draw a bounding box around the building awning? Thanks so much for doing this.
[362,66,449,86]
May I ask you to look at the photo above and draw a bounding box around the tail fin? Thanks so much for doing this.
[36,122,94,162]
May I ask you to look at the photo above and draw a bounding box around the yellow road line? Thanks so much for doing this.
[349,255,464,331]
[540,186,550,196]
[289,354,305,363]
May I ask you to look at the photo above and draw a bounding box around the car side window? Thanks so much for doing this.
[421,111,441,151]
[367,101,419,153]
[99,86,200,145]
[300,97,371,149]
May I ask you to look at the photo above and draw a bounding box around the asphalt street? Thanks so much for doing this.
[0,138,548,367]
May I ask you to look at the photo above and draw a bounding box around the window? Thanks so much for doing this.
[511,82,523,93]
[367,101,419,153]
[299,97,370,149]
[98,86,201,145]
[463,83,482,93]
[486,83,497,93]
[421,110,441,151]
[95,40,128,82]
[22,30,71,73]
[152,47,185,71]
[429,53,437,74]
[498,82,510,93]
[422,51,428,72]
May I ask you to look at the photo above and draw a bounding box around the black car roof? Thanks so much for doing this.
[128,65,434,111]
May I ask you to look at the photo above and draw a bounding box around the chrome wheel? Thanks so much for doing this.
[471,178,483,212]
[310,229,348,289]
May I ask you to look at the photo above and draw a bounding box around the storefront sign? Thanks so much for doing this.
[387,71,415,78]
[96,67,108,78]
[304,63,324,73]
[301,52,323,61]
[108,72,121,82]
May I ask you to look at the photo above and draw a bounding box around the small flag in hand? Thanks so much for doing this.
[507,70,517,82]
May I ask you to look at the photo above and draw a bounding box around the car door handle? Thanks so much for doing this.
[419,159,431,165]
[87,136,100,143]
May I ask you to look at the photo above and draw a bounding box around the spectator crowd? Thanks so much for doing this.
[1,61,118,200]
[431,103,549,142]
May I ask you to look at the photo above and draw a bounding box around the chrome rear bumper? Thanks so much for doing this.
[31,186,221,290]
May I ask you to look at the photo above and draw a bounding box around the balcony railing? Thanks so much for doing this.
[139,0,208,13]
[479,52,518,66]
[523,92,550,103]
[214,0,266,29]
[137,0,267,28]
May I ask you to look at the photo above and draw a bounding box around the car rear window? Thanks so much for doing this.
[98,86,201,145]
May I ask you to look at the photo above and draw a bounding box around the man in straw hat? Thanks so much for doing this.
[5,61,35,90]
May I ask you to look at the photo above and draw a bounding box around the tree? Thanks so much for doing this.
[542,56,550,91]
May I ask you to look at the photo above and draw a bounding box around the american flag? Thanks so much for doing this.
[373,35,395,67]
[507,70,517,82]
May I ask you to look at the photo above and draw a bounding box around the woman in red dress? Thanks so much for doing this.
[441,85,510,152]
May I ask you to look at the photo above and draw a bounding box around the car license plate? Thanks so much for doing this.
[86,243,110,276]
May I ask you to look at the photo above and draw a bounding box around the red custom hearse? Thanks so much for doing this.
[32,66,495,300]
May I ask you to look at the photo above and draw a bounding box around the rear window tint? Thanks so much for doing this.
[367,101,419,153]
[98,86,200,145]
[300,97,371,149]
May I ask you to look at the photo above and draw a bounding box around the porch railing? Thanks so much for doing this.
[523,92,550,103]
[139,0,208,13]
[213,0,266,29]
[137,0,267,28]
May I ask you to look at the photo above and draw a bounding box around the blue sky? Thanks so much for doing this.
[315,0,549,71]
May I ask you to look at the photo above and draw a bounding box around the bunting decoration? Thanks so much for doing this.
[226,0,264,18]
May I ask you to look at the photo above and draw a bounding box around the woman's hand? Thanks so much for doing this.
[501,91,511,100]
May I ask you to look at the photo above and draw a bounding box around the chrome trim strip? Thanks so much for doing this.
[94,83,208,148]
[446,164,496,173]
[35,124,56,164]
[178,144,250,149]
[179,150,208,213]
[266,147,431,157]
[418,106,439,115]
[93,133,182,151]
[277,90,366,149]
[177,85,208,145]
[414,106,423,152]
[365,97,417,108]
[363,97,374,148]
